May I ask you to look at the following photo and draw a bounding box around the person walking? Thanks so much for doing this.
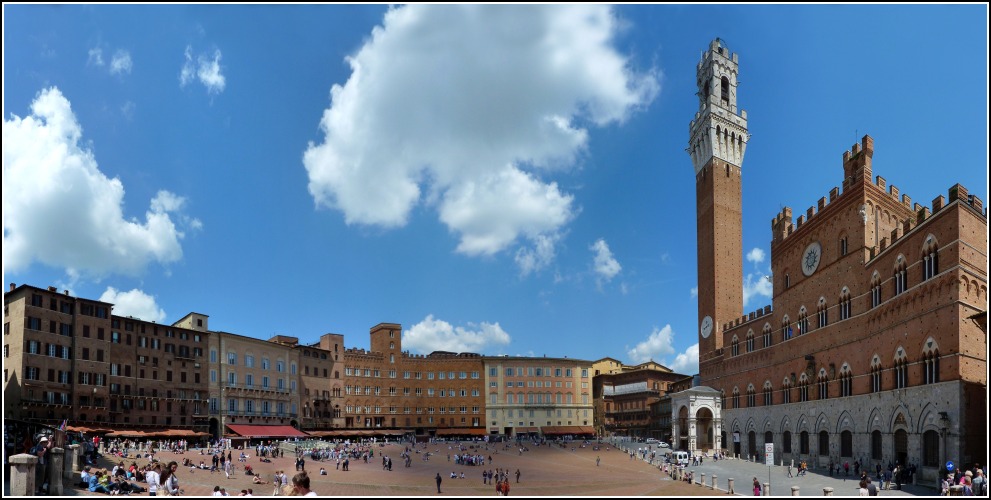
[753,477,762,496]
[435,472,442,493]
[596,456,600,467]
[515,468,521,483]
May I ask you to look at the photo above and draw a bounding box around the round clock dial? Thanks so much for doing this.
[802,241,822,276]
[700,315,713,339]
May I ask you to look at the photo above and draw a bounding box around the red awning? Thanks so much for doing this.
[225,425,309,438]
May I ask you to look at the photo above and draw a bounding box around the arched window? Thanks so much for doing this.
[720,76,730,103]
[894,347,909,389]
[819,431,830,456]
[785,273,791,289]
[747,384,756,407]
[782,316,793,341]
[871,430,882,460]
[871,272,882,308]
[870,355,883,393]
[746,330,755,353]
[783,430,792,453]
[817,297,828,329]
[732,335,740,357]
[782,376,792,404]
[799,431,810,454]
[798,374,810,402]
[763,381,773,406]
[762,323,772,348]
[839,363,853,397]
[817,368,829,400]
[894,255,908,295]
[732,387,741,409]
[839,234,849,256]
[923,338,940,384]
[922,235,939,281]
[839,287,852,320]
[797,307,809,335]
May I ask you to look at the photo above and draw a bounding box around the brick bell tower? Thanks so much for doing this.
[688,38,747,363]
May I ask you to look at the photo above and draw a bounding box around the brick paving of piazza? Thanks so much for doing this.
[67,440,712,497]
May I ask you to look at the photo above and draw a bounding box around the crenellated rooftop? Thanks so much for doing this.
[772,135,985,247]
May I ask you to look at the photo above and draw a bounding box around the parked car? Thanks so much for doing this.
[658,441,670,448]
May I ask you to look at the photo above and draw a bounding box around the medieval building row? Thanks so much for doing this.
[3,285,689,441]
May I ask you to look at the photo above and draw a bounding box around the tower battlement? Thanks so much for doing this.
[842,135,874,190]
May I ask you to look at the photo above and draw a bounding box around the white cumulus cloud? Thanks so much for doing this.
[627,325,676,364]
[403,315,512,354]
[2,87,194,279]
[627,325,699,374]
[303,5,657,274]
[180,46,226,94]
[746,247,765,264]
[667,343,699,375]
[689,286,698,298]
[743,247,772,307]
[99,287,166,323]
[591,238,621,284]
[110,50,133,75]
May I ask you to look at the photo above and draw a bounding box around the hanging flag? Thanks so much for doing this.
[58,419,67,431]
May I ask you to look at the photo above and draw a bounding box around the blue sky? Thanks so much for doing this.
[3,4,987,375]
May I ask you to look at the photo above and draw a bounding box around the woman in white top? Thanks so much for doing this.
[146,463,162,496]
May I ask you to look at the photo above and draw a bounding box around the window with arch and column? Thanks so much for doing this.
[782,317,792,341]
[746,330,755,353]
[798,374,810,402]
[894,256,908,295]
[747,385,756,407]
[762,324,772,348]
[732,387,741,409]
[817,369,829,400]
[763,381,773,406]
[871,273,882,308]
[870,355,883,393]
[797,307,809,335]
[839,364,853,397]
[782,377,792,404]
[817,297,828,328]
[923,339,940,385]
[839,287,852,320]
[894,348,909,389]
[922,235,939,281]
[731,336,740,357]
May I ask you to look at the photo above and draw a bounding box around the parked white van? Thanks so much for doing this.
[645,438,660,445]
[671,451,690,466]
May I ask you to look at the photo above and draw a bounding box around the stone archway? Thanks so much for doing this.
[696,407,714,450]
[678,405,690,451]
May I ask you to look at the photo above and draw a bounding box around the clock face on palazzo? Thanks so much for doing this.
[700,315,713,339]
[802,241,822,277]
